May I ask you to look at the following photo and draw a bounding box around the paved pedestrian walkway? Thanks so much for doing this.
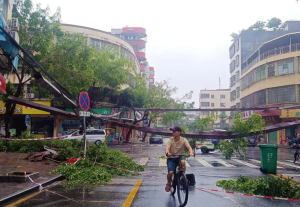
[0,152,58,200]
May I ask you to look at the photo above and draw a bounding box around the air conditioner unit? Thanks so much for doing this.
[10,31,19,43]
[26,93,35,99]
[10,18,19,31]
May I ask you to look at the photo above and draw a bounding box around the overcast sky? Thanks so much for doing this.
[34,0,300,106]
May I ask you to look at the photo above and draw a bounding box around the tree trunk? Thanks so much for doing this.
[4,83,23,138]
[125,121,138,142]
[142,119,152,142]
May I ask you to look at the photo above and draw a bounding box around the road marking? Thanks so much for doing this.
[249,159,283,169]
[5,191,43,207]
[185,160,191,167]
[112,179,140,182]
[158,145,162,147]
[150,145,154,147]
[232,159,259,168]
[132,144,137,147]
[196,157,213,167]
[159,158,167,166]
[215,159,235,167]
[122,179,143,207]
[139,158,149,166]
[282,174,300,177]
[277,161,300,168]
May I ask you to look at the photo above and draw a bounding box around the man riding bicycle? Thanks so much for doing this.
[165,126,194,192]
[294,134,300,163]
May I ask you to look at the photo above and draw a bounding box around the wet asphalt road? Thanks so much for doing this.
[4,140,300,207]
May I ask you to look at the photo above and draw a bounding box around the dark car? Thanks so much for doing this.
[149,135,163,144]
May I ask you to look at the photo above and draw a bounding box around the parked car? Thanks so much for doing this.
[195,140,215,153]
[149,134,163,144]
[61,129,106,145]
[247,138,258,147]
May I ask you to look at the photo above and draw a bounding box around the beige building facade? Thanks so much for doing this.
[199,89,230,128]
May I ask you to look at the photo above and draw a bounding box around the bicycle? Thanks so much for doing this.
[169,154,190,207]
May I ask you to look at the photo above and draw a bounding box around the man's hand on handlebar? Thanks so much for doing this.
[189,152,194,157]
[166,152,172,157]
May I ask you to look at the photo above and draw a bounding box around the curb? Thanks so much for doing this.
[0,175,64,206]
[269,174,300,185]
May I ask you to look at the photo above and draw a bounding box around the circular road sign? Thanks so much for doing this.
[79,91,90,111]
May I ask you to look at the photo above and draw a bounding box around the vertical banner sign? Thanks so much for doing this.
[79,92,90,158]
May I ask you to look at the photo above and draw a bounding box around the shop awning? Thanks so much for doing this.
[7,96,76,116]
[263,120,300,133]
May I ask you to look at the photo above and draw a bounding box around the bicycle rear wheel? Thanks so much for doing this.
[177,171,189,206]
[170,173,176,195]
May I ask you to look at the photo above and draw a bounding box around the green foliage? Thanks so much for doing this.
[216,176,300,199]
[248,21,266,31]
[52,144,144,190]
[230,32,239,42]
[219,113,265,159]
[186,114,216,132]
[51,160,112,190]
[266,17,282,30]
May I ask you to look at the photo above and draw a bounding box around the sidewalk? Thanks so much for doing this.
[0,152,62,204]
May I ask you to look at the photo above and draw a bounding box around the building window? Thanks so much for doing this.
[267,63,275,77]
[230,90,236,101]
[298,57,300,72]
[200,94,210,99]
[201,102,210,107]
[211,103,215,107]
[278,58,294,75]
[230,60,235,72]
[236,71,240,82]
[254,89,266,106]
[211,95,214,99]
[90,38,101,50]
[268,85,295,104]
[236,87,240,98]
[241,70,255,90]
[230,75,236,87]
[235,39,239,52]
[230,45,235,58]
[235,55,239,67]
[256,66,265,81]
[220,103,226,107]
[201,111,210,116]
[220,95,226,99]
[241,93,254,108]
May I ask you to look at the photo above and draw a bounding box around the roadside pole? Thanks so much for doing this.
[79,91,90,158]
[83,116,87,158]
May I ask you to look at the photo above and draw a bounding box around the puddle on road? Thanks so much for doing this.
[210,162,224,167]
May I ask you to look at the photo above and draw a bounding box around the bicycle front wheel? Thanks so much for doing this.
[177,171,189,206]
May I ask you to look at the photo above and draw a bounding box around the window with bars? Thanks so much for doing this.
[267,63,275,77]
[298,57,300,72]
[236,87,240,98]
[220,103,226,107]
[256,66,265,81]
[230,75,236,87]
[90,38,101,50]
[268,85,295,104]
[235,55,239,67]
[230,90,236,101]
[200,102,210,107]
[211,103,215,107]
[236,71,240,82]
[211,95,214,99]
[220,95,226,99]
[230,60,235,72]
[235,39,239,52]
[278,58,294,75]
[230,45,235,58]
[241,70,255,90]
[241,93,254,108]
[254,89,266,106]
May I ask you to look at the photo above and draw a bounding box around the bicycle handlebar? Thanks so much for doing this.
[167,154,193,158]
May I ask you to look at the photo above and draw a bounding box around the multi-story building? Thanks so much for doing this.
[62,24,141,81]
[240,31,300,144]
[199,89,230,129]
[111,27,154,88]
[229,21,300,125]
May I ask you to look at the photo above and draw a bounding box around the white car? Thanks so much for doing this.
[195,140,215,153]
[61,129,106,145]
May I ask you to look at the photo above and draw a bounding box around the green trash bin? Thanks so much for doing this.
[259,144,279,175]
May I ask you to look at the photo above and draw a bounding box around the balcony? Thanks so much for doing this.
[122,27,147,38]
[140,64,145,71]
[149,75,154,79]
[135,52,146,61]
[130,40,146,46]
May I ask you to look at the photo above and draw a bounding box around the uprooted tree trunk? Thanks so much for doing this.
[125,121,138,142]
[142,119,152,142]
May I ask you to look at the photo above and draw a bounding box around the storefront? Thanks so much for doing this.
[56,115,80,137]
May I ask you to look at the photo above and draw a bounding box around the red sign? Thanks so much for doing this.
[241,110,253,120]
[0,73,6,94]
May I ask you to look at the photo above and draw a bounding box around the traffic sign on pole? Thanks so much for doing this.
[79,91,90,111]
